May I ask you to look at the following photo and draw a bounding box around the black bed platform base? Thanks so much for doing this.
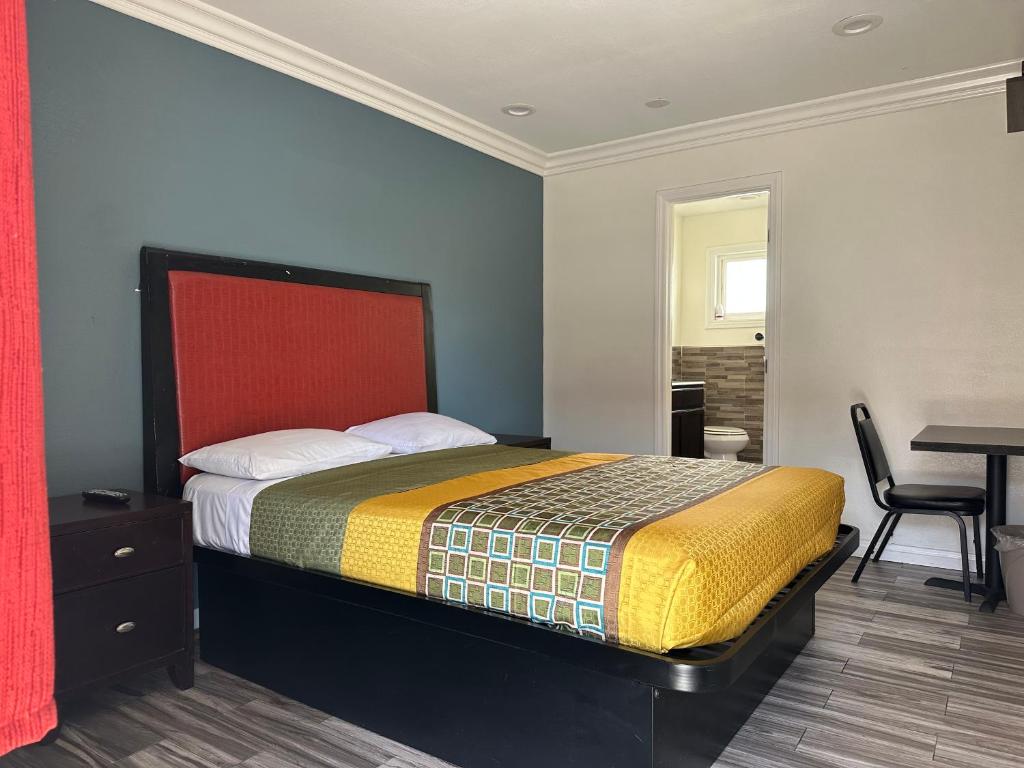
[196,524,857,768]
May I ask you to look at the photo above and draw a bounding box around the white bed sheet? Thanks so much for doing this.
[183,473,285,556]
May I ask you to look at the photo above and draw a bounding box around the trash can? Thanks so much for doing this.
[993,525,1024,616]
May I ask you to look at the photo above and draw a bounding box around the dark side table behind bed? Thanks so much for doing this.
[493,433,552,449]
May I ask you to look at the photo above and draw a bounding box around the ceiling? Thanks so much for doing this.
[675,192,769,218]
[195,0,1024,153]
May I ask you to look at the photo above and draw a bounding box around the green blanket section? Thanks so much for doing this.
[249,445,568,574]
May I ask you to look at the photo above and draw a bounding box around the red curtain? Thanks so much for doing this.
[0,0,57,754]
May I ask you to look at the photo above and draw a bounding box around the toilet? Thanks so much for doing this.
[703,426,750,461]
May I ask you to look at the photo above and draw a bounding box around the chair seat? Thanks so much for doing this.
[883,484,985,514]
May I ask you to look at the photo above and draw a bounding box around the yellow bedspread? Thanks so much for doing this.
[250,448,844,652]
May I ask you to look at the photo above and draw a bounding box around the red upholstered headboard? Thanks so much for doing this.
[141,248,436,495]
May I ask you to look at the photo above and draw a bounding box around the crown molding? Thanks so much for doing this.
[88,0,1017,178]
[544,61,1019,175]
[89,0,548,174]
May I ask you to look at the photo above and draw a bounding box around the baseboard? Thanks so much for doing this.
[854,542,978,572]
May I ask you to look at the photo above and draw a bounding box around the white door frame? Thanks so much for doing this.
[653,171,782,463]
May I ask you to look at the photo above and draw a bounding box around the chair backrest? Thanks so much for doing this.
[850,402,894,508]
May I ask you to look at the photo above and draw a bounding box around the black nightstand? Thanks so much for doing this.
[49,492,194,706]
[493,434,552,449]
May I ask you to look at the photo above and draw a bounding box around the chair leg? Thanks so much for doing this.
[853,512,893,584]
[950,513,972,603]
[972,514,984,581]
[873,512,902,562]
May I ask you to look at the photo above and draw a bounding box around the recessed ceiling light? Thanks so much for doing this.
[645,98,671,109]
[832,13,883,36]
[501,103,535,117]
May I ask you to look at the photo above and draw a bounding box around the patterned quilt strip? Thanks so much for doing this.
[417,456,769,642]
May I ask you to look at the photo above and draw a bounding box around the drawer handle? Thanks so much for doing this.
[113,546,135,558]
[115,621,136,634]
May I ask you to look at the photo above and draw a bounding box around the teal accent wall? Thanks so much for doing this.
[27,0,543,495]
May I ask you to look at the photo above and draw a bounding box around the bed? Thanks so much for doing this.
[140,246,858,768]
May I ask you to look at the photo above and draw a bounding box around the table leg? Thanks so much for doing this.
[980,454,1007,613]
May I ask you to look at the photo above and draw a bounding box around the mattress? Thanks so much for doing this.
[188,446,844,652]
[184,453,403,553]
[184,473,283,556]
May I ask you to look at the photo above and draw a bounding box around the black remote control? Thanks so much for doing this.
[82,488,132,504]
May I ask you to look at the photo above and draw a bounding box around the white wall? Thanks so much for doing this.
[544,93,1024,566]
[673,206,768,347]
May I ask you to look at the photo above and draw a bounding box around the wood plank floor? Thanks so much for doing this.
[3,557,1022,768]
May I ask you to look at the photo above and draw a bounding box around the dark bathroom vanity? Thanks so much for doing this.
[671,381,705,458]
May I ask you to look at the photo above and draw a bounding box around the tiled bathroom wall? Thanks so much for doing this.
[673,345,764,463]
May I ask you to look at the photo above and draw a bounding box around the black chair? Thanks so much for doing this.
[850,403,985,601]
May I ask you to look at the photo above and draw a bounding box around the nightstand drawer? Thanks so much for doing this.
[51,516,183,593]
[54,567,185,694]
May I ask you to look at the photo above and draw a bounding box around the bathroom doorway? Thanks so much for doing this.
[654,173,780,464]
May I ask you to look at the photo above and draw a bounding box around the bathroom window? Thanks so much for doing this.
[706,243,767,328]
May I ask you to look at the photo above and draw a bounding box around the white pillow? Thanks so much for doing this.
[346,412,496,454]
[179,428,392,480]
